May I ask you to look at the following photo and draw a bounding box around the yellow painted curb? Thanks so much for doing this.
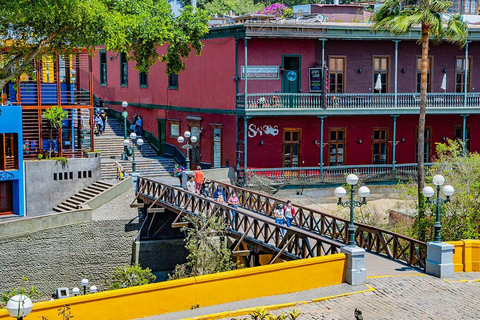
[444,278,480,283]
[182,285,376,320]
[367,273,426,279]
[311,284,375,302]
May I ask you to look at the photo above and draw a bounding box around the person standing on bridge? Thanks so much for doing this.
[194,166,204,194]
[228,192,240,228]
[284,200,296,228]
[274,204,285,235]
[186,176,196,194]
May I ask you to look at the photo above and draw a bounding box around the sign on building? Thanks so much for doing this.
[241,66,280,80]
[309,68,322,92]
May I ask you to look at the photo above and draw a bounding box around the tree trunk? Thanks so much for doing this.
[417,24,430,241]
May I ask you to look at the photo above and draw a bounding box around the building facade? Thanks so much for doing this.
[0,105,25,216]
[92,21,480,177]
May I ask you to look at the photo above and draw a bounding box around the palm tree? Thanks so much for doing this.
[373,0,467,241]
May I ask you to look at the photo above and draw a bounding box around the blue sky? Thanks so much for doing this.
[171,0,182,16]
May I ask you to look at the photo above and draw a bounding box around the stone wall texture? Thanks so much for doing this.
[0,219,140,299]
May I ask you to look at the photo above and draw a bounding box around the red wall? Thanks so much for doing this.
[245,114,480,168]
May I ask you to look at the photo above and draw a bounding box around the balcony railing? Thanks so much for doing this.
[238,92,480,110]
[246,163,433,185]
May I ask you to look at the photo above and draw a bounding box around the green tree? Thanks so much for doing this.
[0,0,210,91]
[373,0,467,240]
[43,106,68,158]
[169,214,236,279]
[204,0,263,16]
[106,264,156,290]
[1,277,40,307]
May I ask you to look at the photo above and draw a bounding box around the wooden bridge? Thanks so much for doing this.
[135,177,426,270]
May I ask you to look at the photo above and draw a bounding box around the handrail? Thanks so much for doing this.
[242,92,480,110]
[208,179,427,270]
[136,177,343,261]
[246,163,432,185]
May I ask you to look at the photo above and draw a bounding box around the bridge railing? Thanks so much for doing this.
[136,177,343,262]
[246,163,432,185]
[209,180,427,270]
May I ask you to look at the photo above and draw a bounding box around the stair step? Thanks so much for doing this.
[91,183,110,191]
[87,185,105,193]
[71,196,88,203]
[65,198,83,206]
[62,201,81,209]
[94,181,114,188]
[53,207,66,213]
[79,190,98,198]
[57,203,75,211]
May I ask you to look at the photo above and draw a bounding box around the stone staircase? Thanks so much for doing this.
[95,118,177,180]
[53,181,114,212]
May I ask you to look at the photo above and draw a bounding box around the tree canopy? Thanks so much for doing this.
[0,0,210,91]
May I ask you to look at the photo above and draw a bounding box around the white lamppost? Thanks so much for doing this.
[89,286,98,294]
[121,101,129,160]
[177,131,198,169]
[123,132,144,172]
[334,174,370,246]
[6,295,33,320]
[422,174,454,242]
[71,287,80,296]
[81,278,89,295]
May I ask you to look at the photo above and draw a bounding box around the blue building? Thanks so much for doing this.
[0,105,25,216]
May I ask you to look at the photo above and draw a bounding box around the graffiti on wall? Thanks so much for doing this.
[0,172,15,180]
[248,124,279,138]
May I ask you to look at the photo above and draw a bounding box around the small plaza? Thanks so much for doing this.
[2,0,480,319]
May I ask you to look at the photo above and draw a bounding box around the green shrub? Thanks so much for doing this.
[1,277,40,307]
[106,264,156,290]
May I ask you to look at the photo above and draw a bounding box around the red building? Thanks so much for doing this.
[92,20,480,179]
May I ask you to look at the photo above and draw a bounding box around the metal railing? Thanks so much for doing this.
[246,163,432,185]
[209,180,427,270]
[239,92,480,110]
[136,177,343,262]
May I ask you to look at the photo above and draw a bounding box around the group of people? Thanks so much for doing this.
[94,109,108,136]
[130,113,143,136]
[273,200,296,233]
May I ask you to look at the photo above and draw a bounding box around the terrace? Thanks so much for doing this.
[237,92,480,115]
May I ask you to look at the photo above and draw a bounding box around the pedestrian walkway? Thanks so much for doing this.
[137,283,372,320]
[137,272,480,320]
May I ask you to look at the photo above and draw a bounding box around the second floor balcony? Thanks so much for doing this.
[238,92,480,115]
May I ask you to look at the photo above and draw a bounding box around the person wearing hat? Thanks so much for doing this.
[274,203,285,235]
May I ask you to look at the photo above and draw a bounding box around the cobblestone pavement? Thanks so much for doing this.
[253,273,480,320]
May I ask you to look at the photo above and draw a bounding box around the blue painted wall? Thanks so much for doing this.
[0,105,25,216]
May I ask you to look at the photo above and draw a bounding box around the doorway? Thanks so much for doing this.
[0,181,13,215]
[283,128,301,167]
[211,127,222,168]
[282,56,301,93]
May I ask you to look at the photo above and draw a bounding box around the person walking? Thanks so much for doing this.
[194,166,204,194]
[130,113,138,132]
[100,110,107,134]
[228,192,240,228]
[94,113,102,136]
[284,200,296,228]
[135,115,143,136]
[274,203,285,235]
[213,186,226,203]
[186,176,196,193]
[114,161,125,182]
[173,164,185,186]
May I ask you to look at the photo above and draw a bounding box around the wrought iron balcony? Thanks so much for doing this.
[237,92,480,112]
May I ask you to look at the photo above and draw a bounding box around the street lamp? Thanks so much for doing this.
[6,295,33,320]
[334,174,370,246]
[71,287,80,296]
[177,131,198,170]
[81,278,89,295]
[123,132,144,172]
[89,286,98,294]
[422,174,454,243]
[121,101,128,160]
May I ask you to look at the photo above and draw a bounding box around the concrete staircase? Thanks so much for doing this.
[95,118,177,180]
[53,181,114,212]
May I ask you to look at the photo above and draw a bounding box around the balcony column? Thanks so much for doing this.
[464,41,470,107]
[461,114,468,156]
[244,116,250,181]
[393,40,400,108]
[320,39,327,109]
[318,116,327,176]
[391,115,399,171]
[244,37,249,110]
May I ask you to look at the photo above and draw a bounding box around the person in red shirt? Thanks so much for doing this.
[194,166,204,194]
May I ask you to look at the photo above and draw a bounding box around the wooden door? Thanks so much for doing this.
[0,181,13,215]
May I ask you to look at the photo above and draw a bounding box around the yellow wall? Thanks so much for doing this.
[0,254,346,320]
[448,240,480,272]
